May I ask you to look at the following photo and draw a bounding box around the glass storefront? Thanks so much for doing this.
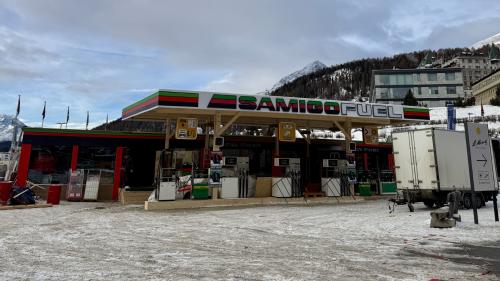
[28,145,72,184]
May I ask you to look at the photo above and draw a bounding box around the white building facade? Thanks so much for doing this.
[442,56,497,90]
[371,68,465,108]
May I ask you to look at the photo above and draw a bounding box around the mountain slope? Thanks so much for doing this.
[270,47,491,100]
[270,60,327,92]
[0,114,26,142]
[472,32,500,49]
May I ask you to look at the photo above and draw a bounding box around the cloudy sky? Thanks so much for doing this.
[1,0,500,128]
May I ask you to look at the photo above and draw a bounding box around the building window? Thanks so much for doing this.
[378,75,389,85]
[446,86,456,95]
[468,59,472,63]
[428,73,437,81]
[417,87,422,95]
[378,88,389,99]
[429,87,439,95]
[445,72,455,80]
[414,73,421,82]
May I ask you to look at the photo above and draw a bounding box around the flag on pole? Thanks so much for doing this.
[66,106,70,123]
[16,95,20,118]
[41,101,46,128]
[86,111,89,130]
[481,102,484,117]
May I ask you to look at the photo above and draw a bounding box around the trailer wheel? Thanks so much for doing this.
[463,194,473,209]
[423,200,435,208]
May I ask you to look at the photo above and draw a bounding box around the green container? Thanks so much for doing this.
[381,182,397,194]
[358,183,372,196]
[192,186,209,199]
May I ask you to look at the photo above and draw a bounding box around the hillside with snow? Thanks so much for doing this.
[0,114,25,142]
[472,32,500,49]
[270,60,327,92]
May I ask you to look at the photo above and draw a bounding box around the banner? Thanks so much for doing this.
[447,105,456,130]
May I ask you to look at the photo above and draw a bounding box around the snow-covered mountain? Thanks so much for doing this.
[472,32,500,49]
[0,114,26,142]
[270,60,327,92]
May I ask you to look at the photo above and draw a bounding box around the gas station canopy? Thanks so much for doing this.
[122,90,430,130]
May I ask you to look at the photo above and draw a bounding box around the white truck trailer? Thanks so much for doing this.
[392,128,499,209]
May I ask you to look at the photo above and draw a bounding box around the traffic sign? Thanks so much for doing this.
[465,123,498,192]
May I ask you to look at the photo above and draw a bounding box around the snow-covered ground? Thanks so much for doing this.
[1,200,499,280]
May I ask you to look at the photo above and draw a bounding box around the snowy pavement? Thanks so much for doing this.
[0,200,499,281]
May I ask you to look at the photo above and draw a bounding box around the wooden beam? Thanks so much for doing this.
[164,118,171,149]
[297,130,311,144]
[213,112,222,152]
[333,120,348,137]
[215,112,241,137]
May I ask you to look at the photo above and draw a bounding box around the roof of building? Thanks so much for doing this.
[472,68,500,87]
[121,90,430,129]
[372,68,462,75]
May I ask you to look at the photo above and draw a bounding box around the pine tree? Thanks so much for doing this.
[490,86,500,106]
[402,89,419,106]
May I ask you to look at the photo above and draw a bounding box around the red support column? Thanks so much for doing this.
[112,146,124,201]
[70,145,79,172]
[16,144,32,187]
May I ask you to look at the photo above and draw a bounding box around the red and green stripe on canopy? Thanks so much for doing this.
[123,91,199,117]
[403,107,430,120]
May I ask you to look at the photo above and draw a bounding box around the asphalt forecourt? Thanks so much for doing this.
[0,200,499,280]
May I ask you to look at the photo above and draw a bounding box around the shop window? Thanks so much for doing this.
[77,146,115,170]
[28,145,72,184]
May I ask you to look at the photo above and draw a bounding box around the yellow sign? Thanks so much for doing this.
[176,118,198,140]
[279,122,296,142]
[363,127,379,144]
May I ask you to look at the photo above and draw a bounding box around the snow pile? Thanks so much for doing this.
[270,60,327,92]
[430,105,500,121]
[472,32,500,49]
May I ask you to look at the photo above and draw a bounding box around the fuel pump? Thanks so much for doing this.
[321,159,347,197]
[220,157,250,198]
[154,150,177,201]
[272,158,301,198]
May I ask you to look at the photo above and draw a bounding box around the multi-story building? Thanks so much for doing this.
[371,68,465,107]
[472,68,500,105]
[442,55,496,90]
